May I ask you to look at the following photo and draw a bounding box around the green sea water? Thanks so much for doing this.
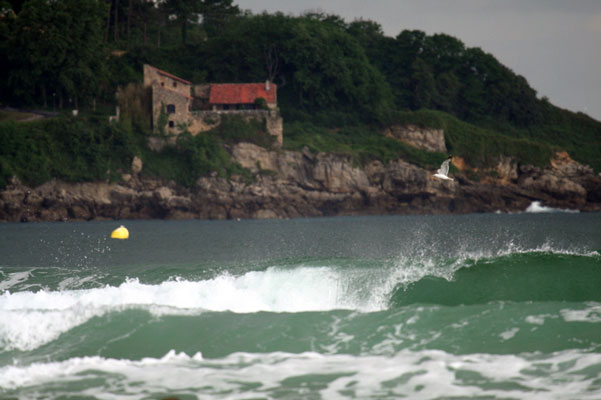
[1,212,600,399]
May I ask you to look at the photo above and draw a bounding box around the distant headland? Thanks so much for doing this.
[1,2,600,221]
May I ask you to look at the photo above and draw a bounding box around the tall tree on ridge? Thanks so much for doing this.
[199,0,239,38]
[163,0,238,45]
[6,0,107,108]
[163,0,199,45]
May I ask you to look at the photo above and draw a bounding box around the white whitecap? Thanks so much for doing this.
[1,350,600,399]
[0,270,33,292]
[561,303,601,323]
[499,327,519,341]
[525,201,579,213]
[525,315,547,325]
[0,266,391,351]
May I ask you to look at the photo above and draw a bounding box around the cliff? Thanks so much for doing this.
[1,143,600,222]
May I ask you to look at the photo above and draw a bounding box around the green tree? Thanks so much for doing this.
[422,33,465,74]
[163,0,238,45]
[346,19,384,48]
[163,0,199,45]
[199,12,291,83]
[410,58,436,110]
[55,0,108,108]
[356,29,429,109]
[199,0,239,38]
[434,72,460,112]
[196,13,393,121]
[284,16,393,118]
[0,1,16,102]
[6,0,107,109]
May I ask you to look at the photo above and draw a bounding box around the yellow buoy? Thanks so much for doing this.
[110,225,129,239]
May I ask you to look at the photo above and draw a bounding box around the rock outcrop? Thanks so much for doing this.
[1,143,600,222]
[383,125,447,153]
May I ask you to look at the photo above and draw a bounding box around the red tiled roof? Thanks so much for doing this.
[209,83,277,105]
[150,65,192,85]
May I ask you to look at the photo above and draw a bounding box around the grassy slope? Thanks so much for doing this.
[283,121,447,169]
[284,109,556,171]
[389,110,555,168]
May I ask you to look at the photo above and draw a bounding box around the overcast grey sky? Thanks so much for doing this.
[235,0,601,121]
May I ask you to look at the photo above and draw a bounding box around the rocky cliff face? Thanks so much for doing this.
[383,125,447,153]
[1,144,600,222]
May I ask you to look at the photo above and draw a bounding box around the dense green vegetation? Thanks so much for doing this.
[0,115,139,188]
[386,110,555,168]
[283,121,447,169]
[1,0,600,190]
[0,115,257,188]
[141,129,248,187]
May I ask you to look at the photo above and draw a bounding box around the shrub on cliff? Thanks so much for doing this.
[283,121,446,169]
[209,115,275,148]
[385,109,555,168]
[141,129,252,187]
[0,121,53,187]
[0,114,258,190]
[0,116,141,188]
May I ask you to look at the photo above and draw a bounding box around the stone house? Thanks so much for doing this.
[143,64,283,145]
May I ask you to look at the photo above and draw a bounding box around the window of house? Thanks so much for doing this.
[166,104,176,114]
[161,82,164,87]
[173,82,177,88]
[168,121,174,128]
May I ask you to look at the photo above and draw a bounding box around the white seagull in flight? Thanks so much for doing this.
[433,156,454,181]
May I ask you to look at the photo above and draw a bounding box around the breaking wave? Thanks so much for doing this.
[1,246,599,352]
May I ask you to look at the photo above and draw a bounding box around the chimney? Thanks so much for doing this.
[265,80,270,91]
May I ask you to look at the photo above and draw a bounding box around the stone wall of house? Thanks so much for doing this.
[187,111,220,133]
[192,84,211,100]
[186,110,283,146]
[265,110,283,145]
[151,84,190,134]
[144,65,190,98]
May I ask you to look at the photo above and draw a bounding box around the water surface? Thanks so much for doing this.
[1,213,600,399]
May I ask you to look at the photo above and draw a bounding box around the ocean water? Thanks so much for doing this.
[0,212,600,399]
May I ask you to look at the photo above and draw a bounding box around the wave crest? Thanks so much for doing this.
[1,246,599,352]
[390,251,601,307]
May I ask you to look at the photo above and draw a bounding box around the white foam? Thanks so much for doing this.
[1,307,108,351]
[525,315,547,325]
[0,266,390,351]
[561,303,601,323]
[525,201,579,213]
[0,349,203,391]
[57,275,98,291]
[0,270,33,292]
[0,266,378,312]
[499,327,519,340]
[458,240,599,262]
[1,350,600,399]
